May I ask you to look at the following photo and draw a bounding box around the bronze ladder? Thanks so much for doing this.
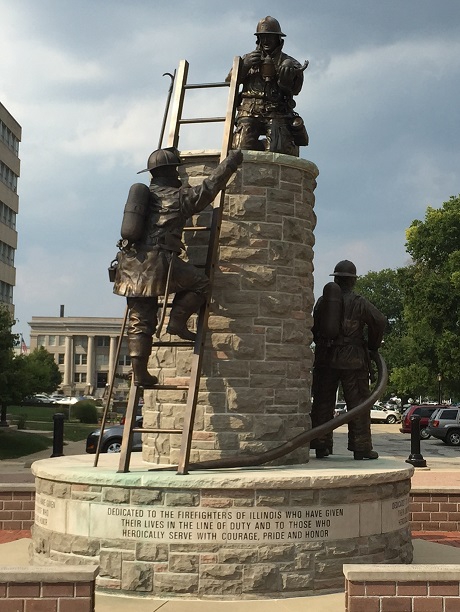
[116,57,242,475]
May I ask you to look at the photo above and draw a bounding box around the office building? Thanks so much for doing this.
[28,314,131,398]
[0,103,21,314]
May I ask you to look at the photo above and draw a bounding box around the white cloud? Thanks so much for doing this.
[2,0,459,338]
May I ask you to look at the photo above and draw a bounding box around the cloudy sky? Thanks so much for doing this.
[2,0,460,341]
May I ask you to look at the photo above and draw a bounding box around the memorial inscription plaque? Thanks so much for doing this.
[35,492,409,543]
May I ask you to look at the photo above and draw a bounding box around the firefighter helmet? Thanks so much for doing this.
[330,260,357,277]
[137,147,182,174]
[254,16,286,37]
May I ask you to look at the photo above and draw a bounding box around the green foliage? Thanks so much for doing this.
[361,195,460,400]
[20,347,62,394]
[73,400,99,424]
[402,195,460,398]
[356,267,407,395]
[0,309,62,422]
[405,196,460,269]
[356,268,404,331]
[15,413,27,429]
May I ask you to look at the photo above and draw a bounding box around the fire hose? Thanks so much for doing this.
[182,352,388,471]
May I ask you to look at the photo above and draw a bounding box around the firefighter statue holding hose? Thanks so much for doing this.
[310,260,387,460]
[112,147,243,388]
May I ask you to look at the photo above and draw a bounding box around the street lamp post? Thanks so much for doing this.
[437,373,442,404]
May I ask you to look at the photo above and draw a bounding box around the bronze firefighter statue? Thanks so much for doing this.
[112,147,243,388]
[227,15,308,156]
[310,260,387,460]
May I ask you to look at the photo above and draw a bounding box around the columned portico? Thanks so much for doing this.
[63,335,73,387]
[86,335,95,390]
[28,316,131,397]
[108,336,118,384]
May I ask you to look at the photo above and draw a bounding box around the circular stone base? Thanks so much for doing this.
[31,455,413,599]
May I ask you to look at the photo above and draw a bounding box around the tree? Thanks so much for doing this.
[355,268,405,335]
[402,195,460,399]
[20,347,62,394]
[355,268,408,397]
[0,307,62,426]
[354,195,460,401]
[0,307,19,426]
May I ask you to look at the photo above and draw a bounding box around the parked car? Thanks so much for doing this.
[370,404,401,424]
[21,394,56,405]
[86,417,143,454]
[334,402,347,417]
[399,404,443,439]
[55,396,85,405]
[426,406,460,446]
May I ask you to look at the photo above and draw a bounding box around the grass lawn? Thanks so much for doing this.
[1,405,99,460]
[0,428,53,459]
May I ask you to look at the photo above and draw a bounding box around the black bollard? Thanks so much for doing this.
[51,413,65,458]
[405,414,427,467]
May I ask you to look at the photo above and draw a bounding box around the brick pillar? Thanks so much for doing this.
[143,150,318,466]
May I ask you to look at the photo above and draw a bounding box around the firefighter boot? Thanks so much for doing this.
[167,292,205,342]
[129,336,158,388]
[353,450,379,460]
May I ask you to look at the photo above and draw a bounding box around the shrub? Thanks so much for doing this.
[15,413,27,429]
[73,400,98,424]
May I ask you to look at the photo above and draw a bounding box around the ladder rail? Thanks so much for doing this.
[167,60,189,149]
[176,56,242,475]
[94,305,128,467]
[117,379,142,473]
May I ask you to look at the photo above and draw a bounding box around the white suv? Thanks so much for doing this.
[370,404,401,424]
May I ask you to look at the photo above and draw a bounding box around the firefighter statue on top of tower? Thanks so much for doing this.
[227,16,309,156]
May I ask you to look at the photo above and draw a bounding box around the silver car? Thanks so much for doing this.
[427,406,460,446]
[85,416,143,453]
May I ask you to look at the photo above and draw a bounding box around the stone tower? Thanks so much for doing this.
[142,150,318,466]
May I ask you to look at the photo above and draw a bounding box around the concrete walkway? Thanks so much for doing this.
[2,535,460,611]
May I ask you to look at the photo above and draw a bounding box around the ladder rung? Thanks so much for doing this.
[133,428,182,434]
[184,82,229,90]
[183,226,211,231]
[153,384,190,390]
[179,117,226,125]
[151,341,194,347]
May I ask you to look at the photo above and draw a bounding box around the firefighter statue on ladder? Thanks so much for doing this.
[111,147,242,388]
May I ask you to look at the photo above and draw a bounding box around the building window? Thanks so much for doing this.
[74,372,87,383]
[74,354,87,365]
[0,119,20,154]
[96,354,109,367]
[58,336,65,346]
[0,281,13,305]
[57,353,65,365]
[74,336,87,350]
[118,355,131,366]
[0,161,18,192]
[0,241,14,266]
[48,335,57,346]
[37,335,46,347]
[97,336,110,347]
[0,201,16,230]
